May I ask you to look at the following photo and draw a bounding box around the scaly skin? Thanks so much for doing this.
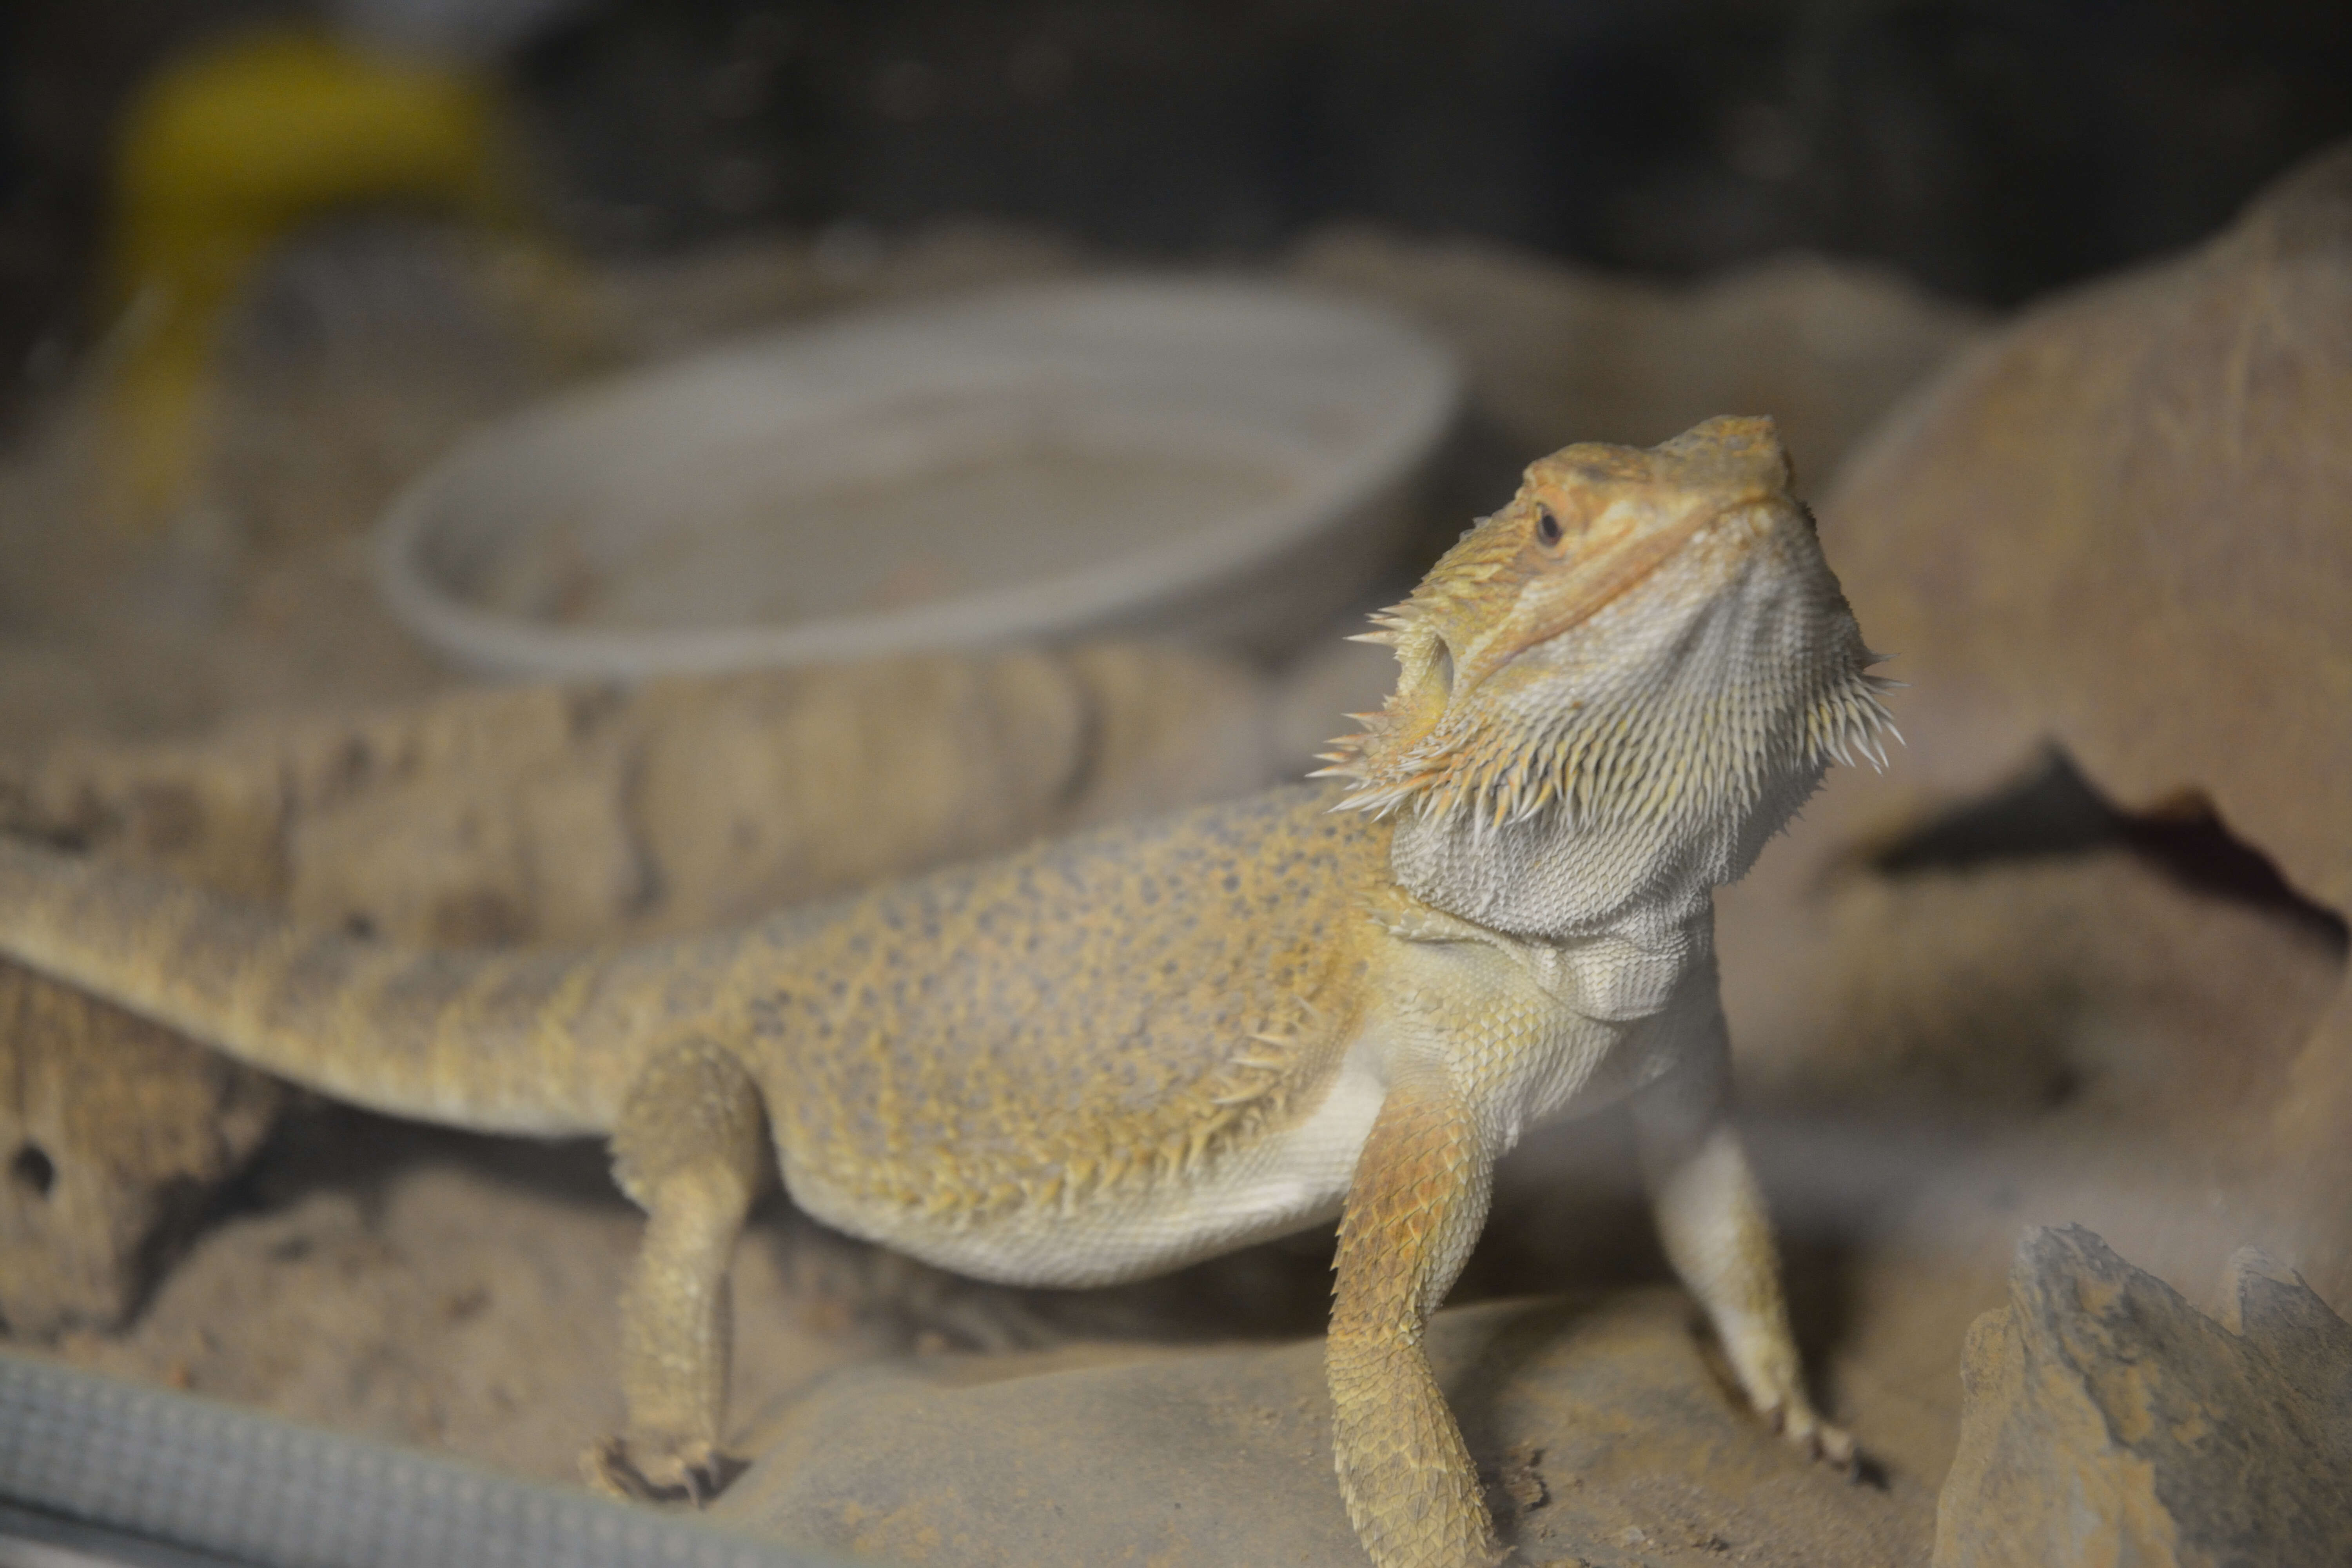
[0,416,1889,1566]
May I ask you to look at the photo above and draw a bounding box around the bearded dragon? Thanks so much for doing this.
[0,416,1888,1568]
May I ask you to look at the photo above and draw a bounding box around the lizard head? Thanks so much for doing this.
[1318,415,1895,934]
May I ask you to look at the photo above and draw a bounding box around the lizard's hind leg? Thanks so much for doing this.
[587,1038,769,1503]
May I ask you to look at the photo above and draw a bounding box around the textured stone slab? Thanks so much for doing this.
[719,1290,1934,1568]
[1935,1225,2352,1568]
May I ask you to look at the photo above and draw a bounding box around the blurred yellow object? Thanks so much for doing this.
[103,28,524,527]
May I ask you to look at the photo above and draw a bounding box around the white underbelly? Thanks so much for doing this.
[788,1060,1390,1289]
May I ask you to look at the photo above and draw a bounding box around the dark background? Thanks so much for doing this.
[7,0,2352,411]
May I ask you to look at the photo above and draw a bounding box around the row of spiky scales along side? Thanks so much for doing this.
[1315,514,1898,839]
[1310,502,1541,818]
[797,1017,1306,1229]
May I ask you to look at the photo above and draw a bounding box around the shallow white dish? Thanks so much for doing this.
[374,277,1460,679]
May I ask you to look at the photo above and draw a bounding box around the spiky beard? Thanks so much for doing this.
[1325,606,1894,836]
[1318,544,1896,935]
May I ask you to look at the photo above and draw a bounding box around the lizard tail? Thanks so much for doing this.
[0,834,663,1136]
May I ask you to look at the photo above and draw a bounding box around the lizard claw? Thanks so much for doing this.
[1762,1401,1859,1476]
[583,1433,742,1504]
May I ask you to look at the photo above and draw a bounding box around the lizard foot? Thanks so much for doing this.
[1763,1400,1858,1476]
[582,1433,743,1504]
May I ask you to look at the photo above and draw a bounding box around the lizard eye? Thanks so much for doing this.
[1534,505,1564,547]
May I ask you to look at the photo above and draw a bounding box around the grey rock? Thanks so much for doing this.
[1935,1225,2352,1567]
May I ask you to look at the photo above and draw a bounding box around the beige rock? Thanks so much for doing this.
[1719,140,2352,1305]
[1935,1225,2352,1568]
[719,1290,1935,1568]
[1820,141,2352,915]
[9,643,1268,947]
[622,644,1269,939]
[1290,229,1987,498]
[0,963,281,1338]
[1735,766,2346,1134]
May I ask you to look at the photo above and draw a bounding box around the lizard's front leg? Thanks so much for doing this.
[586,1038,768,1502]
[1631,1036,1853,1468]
[1327,1061,1507,1568]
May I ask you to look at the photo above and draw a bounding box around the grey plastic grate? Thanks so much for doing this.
[0,1352,843,1568]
